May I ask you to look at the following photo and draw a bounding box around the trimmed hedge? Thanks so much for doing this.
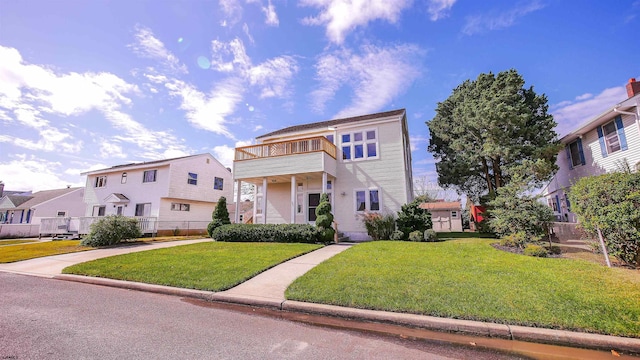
[211,223,321,243]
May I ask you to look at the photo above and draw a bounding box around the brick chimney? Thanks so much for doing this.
[626,78,640,98]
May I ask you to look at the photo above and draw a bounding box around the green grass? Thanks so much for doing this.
[286,239,640,338]
[0,240,92,263]
[64,242,322,291]
[0,239,38,246]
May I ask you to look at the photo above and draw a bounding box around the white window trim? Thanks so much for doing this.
[214,177,224,190]
[171,202,190,211]
[121,172,127,184]
[94,176,107,188]
[188,172,198,185]
[142,169,157,183]
[340,128,379,162]
[354,188,381,212]
[601,121,621,154]
[568,140,583,168]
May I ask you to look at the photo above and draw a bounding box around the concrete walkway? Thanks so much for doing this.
[0,239,211,278]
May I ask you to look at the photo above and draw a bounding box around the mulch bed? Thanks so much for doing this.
[490,243,563,258]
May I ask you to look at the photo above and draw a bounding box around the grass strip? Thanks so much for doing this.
[64,242,322,291]
[0,240,92,263]
[286,239,640,338]
[0,239,39,246]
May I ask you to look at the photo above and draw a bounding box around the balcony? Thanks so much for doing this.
[235,136,336,161]
[234,136,337,181]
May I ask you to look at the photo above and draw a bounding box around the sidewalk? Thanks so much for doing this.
[2,239,639,355]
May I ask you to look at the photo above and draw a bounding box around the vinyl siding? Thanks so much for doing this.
[167,155,233,202]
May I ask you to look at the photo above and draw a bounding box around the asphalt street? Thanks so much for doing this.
[0,272,526,360]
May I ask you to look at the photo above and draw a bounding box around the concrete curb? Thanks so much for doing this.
[52,274,640,354]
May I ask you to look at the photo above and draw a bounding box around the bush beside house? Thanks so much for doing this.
[81,215,142,247]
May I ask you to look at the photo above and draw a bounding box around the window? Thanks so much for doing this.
[567,139,584,168]
[451,211,458,219]
[171,203,190,211]
[143,170,157,183]
[188,172,198,185]
[121,172,127,184]
[341,129,378,161]
[597,116,627,157]
[94,176,107,188]
[135,203,151,217]
[355,189,381,212]
[326,180,332,190]
[92,206,105,217]
[602,121,620,154]
[214,177,224,190]
[308,193,320,222]
[56,211,67,217]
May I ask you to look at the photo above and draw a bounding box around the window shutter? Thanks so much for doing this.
[555,195,561,213]
[565,145,573,169]
[577,138,585,165]
[596,126,607,158]
[614,116,628,151]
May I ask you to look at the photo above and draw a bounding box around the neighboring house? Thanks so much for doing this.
[232,109,414,240]
[542,78,640,223]
[80,153,233,235]
[0,186,84,225]
[419,201,462,232]
[0,186,85,238]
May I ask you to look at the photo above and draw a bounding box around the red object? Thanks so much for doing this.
[470,205,486,223]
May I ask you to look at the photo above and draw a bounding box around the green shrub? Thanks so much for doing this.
[499,232,528,249]
[390,230,405,241]
[424,229,438,242]
[211,224,320,243]
[570,171,640,268]
[546,245,562,255]
[409,230,423,242]
[208,196,231,237]
[362,212,396,240]
[524,244,548,257]
[315,193,335,243]
[81,215,142,247]
[396,200,432,237]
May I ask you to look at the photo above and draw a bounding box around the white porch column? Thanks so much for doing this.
[235,180,242,223]
[322,172,328,194]
[262,177,268,224]
[290,175,296,224]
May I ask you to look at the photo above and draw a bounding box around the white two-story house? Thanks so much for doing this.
[542,78,640,222]
[232,109,414,240]
[81,153,233,235]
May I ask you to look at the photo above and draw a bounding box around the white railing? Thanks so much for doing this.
[39,217,71,235]
[39,216,158,235]
[235,136,337,161]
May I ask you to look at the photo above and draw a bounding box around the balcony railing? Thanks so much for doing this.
[235,136,336,161]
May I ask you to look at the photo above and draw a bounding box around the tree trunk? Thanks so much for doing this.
[492,157,503,189]
[481,157,493,195]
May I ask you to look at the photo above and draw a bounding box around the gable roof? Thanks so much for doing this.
[16,187,83,209]
[560,93,639,143]
[0,195,33,209]
[81,153,214,176]
[256,109,406,139]
[419,201,461,211]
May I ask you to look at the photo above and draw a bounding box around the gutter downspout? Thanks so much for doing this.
[614,104,640,134]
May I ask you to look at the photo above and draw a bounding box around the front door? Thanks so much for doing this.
[116,206,123,215]
[308,193,321,223]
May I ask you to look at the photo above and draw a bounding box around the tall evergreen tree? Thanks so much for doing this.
[427,69,561,202]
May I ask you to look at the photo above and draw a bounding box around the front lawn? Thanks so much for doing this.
[0,239,39,246]
[64,242,322,291]
[286,239,640,338]
[0,240,92,263]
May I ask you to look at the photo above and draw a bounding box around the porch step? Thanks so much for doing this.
[336,232,350,243]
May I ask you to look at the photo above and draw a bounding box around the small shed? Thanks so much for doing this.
[419,201,462,232]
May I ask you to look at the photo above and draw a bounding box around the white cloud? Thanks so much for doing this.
[427,0,456,21]
[210,38,252,73]
[129,25,188,74]
[248,56,299,98]
[409,135,429,152]
[311,44,423,117]
[212,140,253,168]
[262,0,280,26]
[219,0,243,26]
[462,0,545,35]
[0,155,84,192]
[300,0,412,44]
[551,86,628,138]
[160,77,243,139]
[243,23,255,44]
[97,139,127,159]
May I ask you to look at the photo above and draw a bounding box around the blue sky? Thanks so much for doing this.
[1,0,639,193]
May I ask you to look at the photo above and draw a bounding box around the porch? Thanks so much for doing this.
[233,136,337,225]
